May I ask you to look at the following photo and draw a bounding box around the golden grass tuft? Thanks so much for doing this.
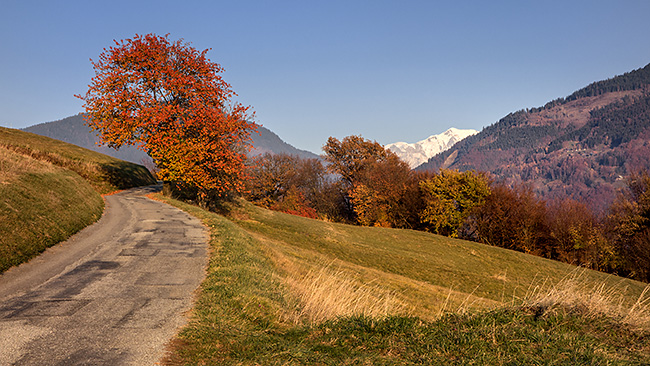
[0,145,57,182]
[0,142,110,191]
[285,266,404,324]
[521,269,650,330]
[256,236,407,324]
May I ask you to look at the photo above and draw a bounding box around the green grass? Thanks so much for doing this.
[157,196,650,365]
[297,310,650,365]
[0,126,156,273]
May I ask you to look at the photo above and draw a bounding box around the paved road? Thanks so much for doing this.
[0,185,208,365]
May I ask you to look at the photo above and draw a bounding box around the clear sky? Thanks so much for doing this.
[2,0,649,154]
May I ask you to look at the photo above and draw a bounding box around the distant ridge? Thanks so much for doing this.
[22,115,320,164]
[386,128,478,168]
[250,126,320,160]
[23,114,149,164]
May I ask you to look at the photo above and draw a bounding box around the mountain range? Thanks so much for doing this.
[22,114,475,170]
[386,128,478,168]
[419,63,650,212]
[22,114,319,164]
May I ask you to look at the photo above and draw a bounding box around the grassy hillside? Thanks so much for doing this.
[22,114,150,164]
[1,126,155,194]
[157,196,650,365]
[0,126,156,273]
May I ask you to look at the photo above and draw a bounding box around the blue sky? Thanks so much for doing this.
[1,0,649,154]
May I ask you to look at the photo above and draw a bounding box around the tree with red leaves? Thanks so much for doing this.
[76,34,256,202]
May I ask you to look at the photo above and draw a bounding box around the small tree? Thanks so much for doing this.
[76,34,255,202]
[323,135,406,224]
[246,153,299,208]
[605,171,650,281]
[547,198,608,268]
[245,153,327,219]
[349,154,411,227]
[323,135,389,187]
[419,169,491,237]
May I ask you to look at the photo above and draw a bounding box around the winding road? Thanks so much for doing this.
[0,185,208,365]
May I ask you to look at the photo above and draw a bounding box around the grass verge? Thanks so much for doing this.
[157,195,650,365]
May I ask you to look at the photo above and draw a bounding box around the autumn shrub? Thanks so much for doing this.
[272,186,319,219]
[419,169,491,237]
[392,170,433,230]
[246,153,297,207]
[245,153,326,219]
[323,135,396,222]
[322,135,433,228]
[349,155,411,227]
[311,181,350,222]
[467,182,549,253]
[546,198,615,270]
[605,171,650,281]
[322,135,389,187]
[466,181,632,277]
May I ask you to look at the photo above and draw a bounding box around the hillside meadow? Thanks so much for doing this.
[0,126,155,273]
[157,195,650,365]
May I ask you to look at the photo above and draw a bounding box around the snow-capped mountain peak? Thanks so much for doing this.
[386,128,478,168]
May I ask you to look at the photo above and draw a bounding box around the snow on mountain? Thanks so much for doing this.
[386,128,478,168]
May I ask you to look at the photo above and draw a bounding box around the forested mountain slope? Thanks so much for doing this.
[419,63,650,211]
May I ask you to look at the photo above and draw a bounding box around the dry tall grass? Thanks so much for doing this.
[0,143,102,183]
[284,265,650,330]
[521,269,650,330]
[0,145,56,182]
[285,266,404,324]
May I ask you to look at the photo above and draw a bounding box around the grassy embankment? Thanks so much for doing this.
[0,126,155,273]
[157,195,650,365]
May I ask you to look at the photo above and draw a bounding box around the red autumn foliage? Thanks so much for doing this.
[273,187,319,219]
[245,153,326,219]
[76,34,256,201]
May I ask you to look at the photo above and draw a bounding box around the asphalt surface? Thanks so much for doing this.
[0,185,208,365]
